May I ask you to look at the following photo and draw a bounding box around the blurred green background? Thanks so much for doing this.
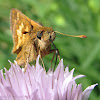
[0,0,100,99]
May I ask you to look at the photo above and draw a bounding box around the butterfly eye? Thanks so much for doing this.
[50,35,51,39]
[37,31,43,40]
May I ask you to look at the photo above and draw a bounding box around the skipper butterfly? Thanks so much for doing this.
[10,8,87,71]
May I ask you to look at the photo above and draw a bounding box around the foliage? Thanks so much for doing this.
[0,0,100,99]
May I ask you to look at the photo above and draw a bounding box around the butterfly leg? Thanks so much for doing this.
[48,49,60,70]
[24,58,29,73]
[49,40,60,70]
[49,49,56,70]
[39,50,45,70]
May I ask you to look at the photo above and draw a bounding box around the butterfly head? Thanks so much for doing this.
[36,27,56,50]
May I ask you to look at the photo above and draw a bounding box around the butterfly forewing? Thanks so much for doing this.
[10,9,42,53]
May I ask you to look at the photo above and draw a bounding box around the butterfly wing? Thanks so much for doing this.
[15,40,37,66]
[10,8,42,53]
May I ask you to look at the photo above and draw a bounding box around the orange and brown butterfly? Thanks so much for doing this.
[10,8,87,71]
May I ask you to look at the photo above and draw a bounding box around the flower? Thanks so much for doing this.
[0,55,98,100]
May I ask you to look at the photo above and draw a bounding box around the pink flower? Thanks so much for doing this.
[0,55,97,100]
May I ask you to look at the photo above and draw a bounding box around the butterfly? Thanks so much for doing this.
[10,8,87,71]
[10,8,60,71]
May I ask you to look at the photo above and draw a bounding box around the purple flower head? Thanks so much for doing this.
[0,55,98,100]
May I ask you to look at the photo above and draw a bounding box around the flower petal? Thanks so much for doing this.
[82,83,98,100]
[0,56,97,100]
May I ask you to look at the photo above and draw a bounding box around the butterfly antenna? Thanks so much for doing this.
[54,31,87,38]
